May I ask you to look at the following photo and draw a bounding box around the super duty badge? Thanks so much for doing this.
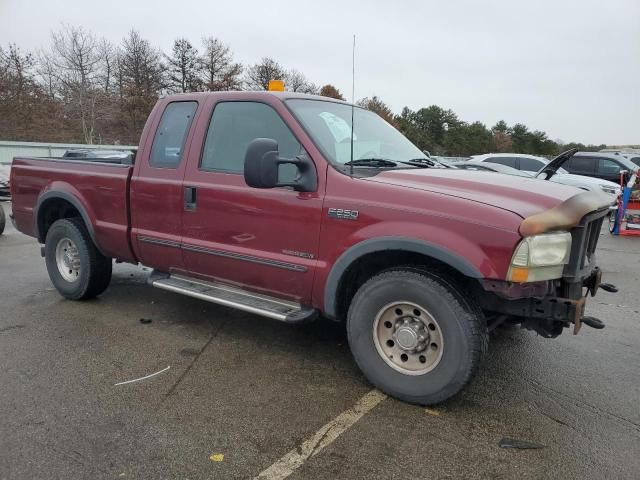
[328,208,359,220]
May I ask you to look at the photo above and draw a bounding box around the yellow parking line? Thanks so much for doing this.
[255,389,387,480]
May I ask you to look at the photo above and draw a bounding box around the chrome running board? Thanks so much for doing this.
[150,272,317,323]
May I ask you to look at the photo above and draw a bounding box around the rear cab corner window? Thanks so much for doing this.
[150,101,198,169]
[199,101,302,183]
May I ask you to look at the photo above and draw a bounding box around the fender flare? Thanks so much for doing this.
[34,190,105,255]
[323,236,483,318]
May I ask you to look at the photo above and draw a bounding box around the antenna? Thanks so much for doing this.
[350,34,355,177]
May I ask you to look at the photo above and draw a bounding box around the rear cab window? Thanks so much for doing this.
[150,101,198,168]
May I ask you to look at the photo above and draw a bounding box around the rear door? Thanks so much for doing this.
[130,99,200,273]
[180,98,324,303]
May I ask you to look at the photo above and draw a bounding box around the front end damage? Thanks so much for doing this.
[478,195,617,338]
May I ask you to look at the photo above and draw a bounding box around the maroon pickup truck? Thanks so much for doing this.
[10,91,616,405]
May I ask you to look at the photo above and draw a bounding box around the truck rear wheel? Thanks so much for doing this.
[44,218,112,300]
[347,269,488,405]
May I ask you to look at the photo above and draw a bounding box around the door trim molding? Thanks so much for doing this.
[182,243,308,272]
[137,235,181,248]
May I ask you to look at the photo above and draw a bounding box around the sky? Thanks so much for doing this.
[1,0,638,145]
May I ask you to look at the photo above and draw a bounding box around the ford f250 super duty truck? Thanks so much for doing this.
[9,91,617,405]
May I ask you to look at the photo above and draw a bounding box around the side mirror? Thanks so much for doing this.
[244,138,317,192]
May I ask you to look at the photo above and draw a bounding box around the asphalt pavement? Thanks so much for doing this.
[0,202,639,479]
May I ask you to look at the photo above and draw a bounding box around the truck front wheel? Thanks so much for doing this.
[347,269,488,405]
[44,218,112,300]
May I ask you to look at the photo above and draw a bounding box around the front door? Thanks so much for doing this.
[180,100,324,303]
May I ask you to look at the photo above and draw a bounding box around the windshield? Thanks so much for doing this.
[286,99,427,167]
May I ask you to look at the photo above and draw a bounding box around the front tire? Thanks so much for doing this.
[44,218,112,300]
[347,270,488,405]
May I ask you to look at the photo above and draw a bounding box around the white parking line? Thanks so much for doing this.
[254,389,387,480]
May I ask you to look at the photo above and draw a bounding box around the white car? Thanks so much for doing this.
[470,153,621,197]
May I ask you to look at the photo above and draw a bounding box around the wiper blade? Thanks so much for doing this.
[406,157,436,167]
[344,158,398,168]
[408,157,452,168]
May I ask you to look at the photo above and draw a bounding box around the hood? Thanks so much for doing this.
[365,168,592,219]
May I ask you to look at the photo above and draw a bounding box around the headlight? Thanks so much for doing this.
[599,184,620,196]
[507,232,572,282]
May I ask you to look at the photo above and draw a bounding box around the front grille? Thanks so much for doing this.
[564,208,607,281]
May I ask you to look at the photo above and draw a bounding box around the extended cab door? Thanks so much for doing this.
[180,98,324,303]
[130,99,200,273]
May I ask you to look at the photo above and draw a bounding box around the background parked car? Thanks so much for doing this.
[562,152,638,183]
[450,160,531,177]
[470,153,621,197]
[621,153,640,168]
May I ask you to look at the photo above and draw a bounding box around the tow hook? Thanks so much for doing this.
[582,316,605,330]
[599,283,618,293]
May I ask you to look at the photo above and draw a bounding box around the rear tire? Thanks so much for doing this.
[347,269,488,405]
[44,218,112,300]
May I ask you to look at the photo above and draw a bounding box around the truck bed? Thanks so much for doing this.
[10,157,135,262]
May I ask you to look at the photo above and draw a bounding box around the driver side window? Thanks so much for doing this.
[200,101,302,182]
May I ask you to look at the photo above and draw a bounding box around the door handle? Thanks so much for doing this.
[184,186,197,211]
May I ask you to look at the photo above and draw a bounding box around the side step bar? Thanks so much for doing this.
[149,272,318,323]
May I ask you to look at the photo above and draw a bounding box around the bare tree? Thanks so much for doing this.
[166,38,201,93]
[245,57,287,90]
[48,25,105,143]
[0,44,56,140]
[35,50,59,100]
[97,38,117,93]
[119,30,165,134]
[200,37,242,91]
[285,68,317,94]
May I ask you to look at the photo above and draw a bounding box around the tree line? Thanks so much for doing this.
[0,25,606,155]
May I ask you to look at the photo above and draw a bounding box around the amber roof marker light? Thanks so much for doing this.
[268,79,285,91]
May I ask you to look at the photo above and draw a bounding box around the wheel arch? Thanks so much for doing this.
[35,190,105,255]
[323,237,483,320]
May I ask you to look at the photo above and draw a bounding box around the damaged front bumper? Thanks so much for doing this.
[479,205,615,338]
[480,267,616,338]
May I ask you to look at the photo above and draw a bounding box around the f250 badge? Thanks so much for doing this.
[328,208,359,220]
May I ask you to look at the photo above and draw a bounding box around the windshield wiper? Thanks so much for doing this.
[407,157,452,168]
[344,158,398,168]
[406,157,436,167]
